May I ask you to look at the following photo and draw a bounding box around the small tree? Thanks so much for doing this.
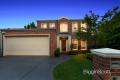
[27,24,30,29]
[24,22,37,29]
[75,11,99,49]
[30,22,36,29]
[70,44,73,51]
[54,48,60,57]
[24,25,27,29]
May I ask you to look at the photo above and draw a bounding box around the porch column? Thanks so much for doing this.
[57,35,62,52]
[60,40,62,52]
[68,35,71,51]
[57,36,60,48]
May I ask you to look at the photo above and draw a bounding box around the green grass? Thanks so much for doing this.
[53,54,93,80]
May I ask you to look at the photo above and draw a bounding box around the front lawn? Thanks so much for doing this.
[53,54,93,80]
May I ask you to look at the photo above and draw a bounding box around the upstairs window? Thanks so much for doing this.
[41,23,47,29]
[81,22,87,32]
[49,23,55,28]
[60,22,68,32]
[72,22,78,32]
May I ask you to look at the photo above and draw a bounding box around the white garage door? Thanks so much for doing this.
[4,36,50,56]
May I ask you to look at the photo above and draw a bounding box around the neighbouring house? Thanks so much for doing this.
[0,18,89,56]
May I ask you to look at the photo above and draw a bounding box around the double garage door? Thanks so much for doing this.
[4,36,50,56]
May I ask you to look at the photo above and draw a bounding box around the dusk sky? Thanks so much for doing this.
[0,0,120,28]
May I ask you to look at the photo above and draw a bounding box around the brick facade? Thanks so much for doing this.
[37,18,90,51]
[93,55,111,80]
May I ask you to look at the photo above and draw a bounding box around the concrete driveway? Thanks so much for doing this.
[0,56,70,80]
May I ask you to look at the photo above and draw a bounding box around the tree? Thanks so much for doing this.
[24,25,27,29]
[75,11,99,49]
[30,22,36,29]
[76,6,120,50]
[24,22,37,29]
[98,7,120,49]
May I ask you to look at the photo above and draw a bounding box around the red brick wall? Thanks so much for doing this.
[93,55,111,80]
[93,55,120,80]
[4,29,57,56]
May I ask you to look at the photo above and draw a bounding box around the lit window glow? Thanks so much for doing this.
[72,39,78,50]
[72,22,78,32]
[81,22,87,32]
[81,40,87,50]
[41,23,47,28]
[49,23,55,28]
[60,22,68,32]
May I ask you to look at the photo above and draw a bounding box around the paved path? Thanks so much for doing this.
[0,55,70,80]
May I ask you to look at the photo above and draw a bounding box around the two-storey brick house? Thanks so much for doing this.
[0,18,88,56]
[37,17,87,52]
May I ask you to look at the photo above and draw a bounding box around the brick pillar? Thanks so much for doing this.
[93,55,111,80]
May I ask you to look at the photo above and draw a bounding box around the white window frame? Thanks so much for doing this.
[72,22,78,32]
[81,40,87,50]
[49,23,55,28]
[72,39,78,50]
[60,22,68,32]
[41,23,47,29]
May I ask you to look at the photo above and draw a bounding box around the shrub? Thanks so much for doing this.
[80,50,90,54]
[67,51,78,55]
[73,54,87,61]
[54,48,60,57]
[70,44,74,50]
[85,53,93,61]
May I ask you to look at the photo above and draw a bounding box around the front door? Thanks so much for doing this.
[61,40,66,52]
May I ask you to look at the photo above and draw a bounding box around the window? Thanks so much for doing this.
[41,23,47,29]
[81,40,87,50]
[49,23,55,28]
[72,22,78,32]
[60,22,68,32]
[72,39,78,50]
[81,22,87,32]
